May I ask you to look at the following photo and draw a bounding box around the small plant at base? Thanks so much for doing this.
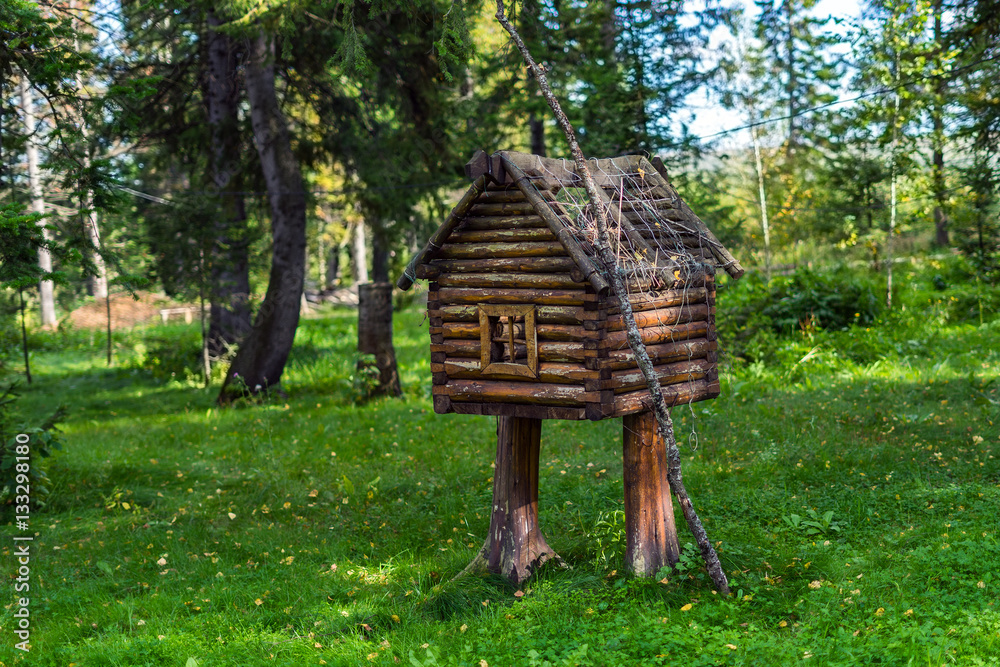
[672,542,703,575]
[591,509,626,568]
[782,509,841,537]
[353,352,381,402]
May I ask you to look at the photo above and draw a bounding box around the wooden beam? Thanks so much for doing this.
[397,175,487,291]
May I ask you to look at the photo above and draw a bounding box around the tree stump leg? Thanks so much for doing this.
[623,410,680,576]
[475,416,558,585]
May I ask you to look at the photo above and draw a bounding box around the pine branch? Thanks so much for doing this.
[494,0,730,595]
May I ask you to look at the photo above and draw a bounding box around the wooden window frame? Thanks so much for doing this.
[478,303,538,379]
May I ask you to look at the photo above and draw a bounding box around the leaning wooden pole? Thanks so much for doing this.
[495,1,729,595]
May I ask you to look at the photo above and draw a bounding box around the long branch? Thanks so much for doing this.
[495,0,729,595]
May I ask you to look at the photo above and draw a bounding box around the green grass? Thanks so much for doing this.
[2,267,999,666]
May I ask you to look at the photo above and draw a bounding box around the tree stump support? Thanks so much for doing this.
[460,416,561,585]
[623,410,680,576]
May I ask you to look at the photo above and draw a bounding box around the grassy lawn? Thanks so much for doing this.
[2,267,999,666]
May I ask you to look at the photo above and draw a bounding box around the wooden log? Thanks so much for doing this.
[447,401,586,420]
[436,287,592,306]
[611,378,720,416]
[605,303,710,333]
[467,201,537,216]
[476,190,530,203]
[441,359,596,384]
[437,241,566,259]
[605,286,707,315]
[432,393,452,414]
[448,227,557,244]
[435,272,587,291]
[604,338,716,371]
[622,410,680,576]
[397,175,486,291]
[480,416,559,585]
[437,322,588,342]
[443,379,595,406]
[461,215,548,230]
[432,339,591,362]
[429,256,577,275]
[601,320,709,350]
[432,303,589,324]
[610,358,712,393]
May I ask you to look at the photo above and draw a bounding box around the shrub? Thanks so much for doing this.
[0,383,66,512]
[718,267,883,361]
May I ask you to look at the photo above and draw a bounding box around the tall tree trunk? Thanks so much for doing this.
[887,49,900,310]
[353,222,369,284]
[371,228,391,284]
[529,113,546,157]
[20,76,56,327]
[218,31,307,403]
[205,10,252,357]
[931,3,949,247]
[73,9,108,300]
[784,0,798,161]
[751,120,772,282]
[327,241,342,289]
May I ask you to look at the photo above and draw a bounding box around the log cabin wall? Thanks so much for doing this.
[421,177,721,422]
[425,182,600,421]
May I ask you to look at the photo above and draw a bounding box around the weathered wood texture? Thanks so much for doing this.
[484,417,559,584]
[412,161,723,420]
[357,283,402,397]
[623,410,680,575]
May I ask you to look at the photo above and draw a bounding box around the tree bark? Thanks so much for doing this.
[353,222,369,284]
[931,2,949,247]
[529,113,546,157]
[623,411,680,576]
[218,31,307,403]
[751,119,772,282]
[371,229,391,284]
[205,10,252,357]
[460,417,559,585]
[20,75,56,328]
[357,283,401,397]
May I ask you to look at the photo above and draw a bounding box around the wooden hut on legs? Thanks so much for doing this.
[397,150,744,584]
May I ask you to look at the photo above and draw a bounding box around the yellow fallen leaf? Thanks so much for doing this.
[228,512,236,520]
[255,599,263,606]
[460,624,468,633]
[680,603,693,611]
[391,614,400,623]
[725,644,737,650]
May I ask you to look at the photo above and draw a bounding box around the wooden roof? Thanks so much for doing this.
[397,150,744,293]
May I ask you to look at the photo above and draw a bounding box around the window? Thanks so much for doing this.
[478,304,538,379]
